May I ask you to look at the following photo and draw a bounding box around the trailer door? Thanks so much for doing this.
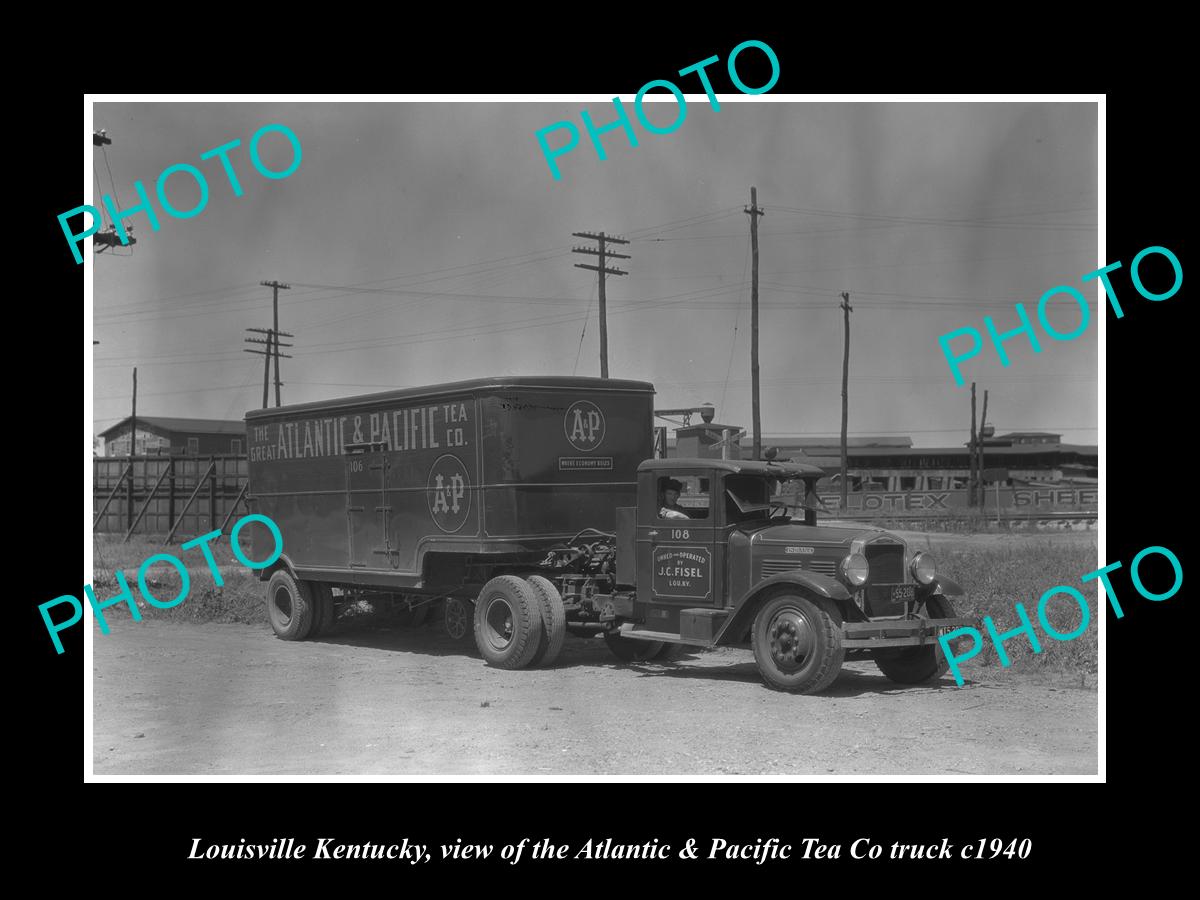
[345,446,394,570]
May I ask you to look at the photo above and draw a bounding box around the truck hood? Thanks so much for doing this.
[747,521,893,549]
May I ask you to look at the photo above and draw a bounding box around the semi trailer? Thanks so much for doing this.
[244,375,974,693]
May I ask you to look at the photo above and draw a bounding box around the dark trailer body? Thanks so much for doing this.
[244,376,653,592]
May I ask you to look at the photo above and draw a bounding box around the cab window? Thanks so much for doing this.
[657,474,709,520]
[725,474,775,524]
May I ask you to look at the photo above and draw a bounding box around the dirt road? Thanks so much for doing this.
[92,618,1097,776]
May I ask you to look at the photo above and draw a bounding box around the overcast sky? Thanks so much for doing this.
[89,99,1098,447]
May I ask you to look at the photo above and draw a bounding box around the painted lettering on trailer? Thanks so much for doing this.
[248,402,470,462]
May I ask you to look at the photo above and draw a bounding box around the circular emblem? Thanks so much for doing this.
[564,400,606,452]
[426,454,472,533]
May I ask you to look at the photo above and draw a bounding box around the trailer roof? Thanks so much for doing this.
[638,458,827,478]
[244,376,655,420]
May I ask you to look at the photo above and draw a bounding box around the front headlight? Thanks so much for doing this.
[910,551,936,585]
[840,552,869,587]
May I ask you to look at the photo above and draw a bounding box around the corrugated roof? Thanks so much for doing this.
[763,435,913,448]
[99,416,245,438]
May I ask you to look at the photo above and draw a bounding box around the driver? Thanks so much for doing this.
[659,478,690,519]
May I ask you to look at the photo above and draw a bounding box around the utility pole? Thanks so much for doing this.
[977,388,989,508]
[572,232,629,378]
[839,292,852,509]
[261,280,291,405]
[745,187,765,459]
[969,382,978,507]
[127,366,137,527]
[245,328,293,410]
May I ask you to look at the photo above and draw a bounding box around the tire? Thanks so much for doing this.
[526,576,567,667]
[604,631,665,662]
[444,598,471,640]
[651,642,688,661]
[308,582,336,638]
[266,569,315,641]
[873,594,956,684]
[473,576,545,669]
[750,592,845,693]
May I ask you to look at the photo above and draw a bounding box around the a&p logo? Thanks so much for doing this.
[427,454,472,533]
[564,400,606,452]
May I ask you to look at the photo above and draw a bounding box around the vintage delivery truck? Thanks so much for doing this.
[244,375,974,693]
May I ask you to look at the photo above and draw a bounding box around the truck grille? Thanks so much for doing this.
[761,558,837,577]
[865,543,905,584]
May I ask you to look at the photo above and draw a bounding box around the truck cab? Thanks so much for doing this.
[595,458,977,693]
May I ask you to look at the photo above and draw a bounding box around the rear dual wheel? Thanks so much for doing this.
[309,582,336,638]
[267,569,315,641]
[526,575,567,668]
[473,576,545,669]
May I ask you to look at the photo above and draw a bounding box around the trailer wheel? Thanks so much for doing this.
[474,576,545,669]
[873,594,956,684]
[750,593,844,693]
[604,632,666,662]
[266,569,315,641]
[308,582,336,638]
[526,576,567,668]
[444,598,471,640]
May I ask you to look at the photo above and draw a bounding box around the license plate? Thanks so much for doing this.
[890,585,915,603]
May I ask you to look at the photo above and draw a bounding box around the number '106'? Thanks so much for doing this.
[965,838,1032,860]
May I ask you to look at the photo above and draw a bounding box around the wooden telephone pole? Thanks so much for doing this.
[127,366,137,525]
[244,328,293,409]
[746,187,764,459]
[969,382,978,506]
[572,232,629,378]
[261,280,291,405]
[977,388,990,507]
[840,292,852,509]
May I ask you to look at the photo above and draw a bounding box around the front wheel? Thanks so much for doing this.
[873,594,956,684]
[751,593,844,693]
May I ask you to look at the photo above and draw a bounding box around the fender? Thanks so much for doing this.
[713,570,852,646]
[257,551,299,581]
[929,576,964,596]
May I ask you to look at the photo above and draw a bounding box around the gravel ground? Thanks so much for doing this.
[92,616,1097,777]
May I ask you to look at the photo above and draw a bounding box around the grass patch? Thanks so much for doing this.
[90,535,267,625]
[936,538,1098,680]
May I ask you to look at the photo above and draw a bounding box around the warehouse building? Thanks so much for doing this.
[98,416,246,457]
[663,419,1095,489]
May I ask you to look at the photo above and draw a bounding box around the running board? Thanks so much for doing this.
[617,624,696,646]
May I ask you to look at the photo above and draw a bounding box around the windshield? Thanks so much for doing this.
[725,474,821,525]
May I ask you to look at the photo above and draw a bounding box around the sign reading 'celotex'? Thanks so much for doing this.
[248,401,471,461]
